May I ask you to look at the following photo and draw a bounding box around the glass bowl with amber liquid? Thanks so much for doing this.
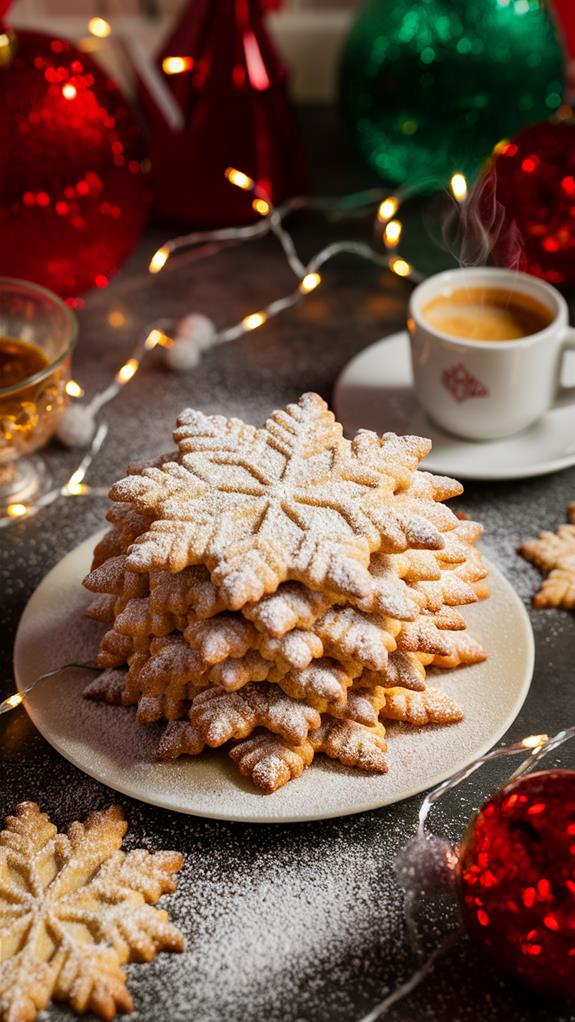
[0,279,77,514]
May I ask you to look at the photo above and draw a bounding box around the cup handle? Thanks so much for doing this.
[553,326,575,410]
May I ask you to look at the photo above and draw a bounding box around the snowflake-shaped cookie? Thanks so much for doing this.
[520,505,575,609]
[110,394,445,609]
[0,803,183,1022]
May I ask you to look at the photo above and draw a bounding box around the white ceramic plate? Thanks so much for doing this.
[334,331,575,480]
[14,532,534,824]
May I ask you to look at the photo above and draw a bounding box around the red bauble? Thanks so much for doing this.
[482,121,575,288]
[137,0,307,227]
[0,30,151,297]
[458,770,575,1001]
[551,1,575,59]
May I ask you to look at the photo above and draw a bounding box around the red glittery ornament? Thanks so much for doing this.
[137,0,306,227]
[458,770,575,1000]
[0,29,151,298]
[482,121,575,288]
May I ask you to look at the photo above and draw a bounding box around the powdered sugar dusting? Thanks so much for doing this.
[14,533,533,825]
[111,395,446,606]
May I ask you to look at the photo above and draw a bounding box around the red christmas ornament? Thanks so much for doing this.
[481,120,575,287]
[551,1,575,61]
[0,29,151,298]
[458,770,575,1000]
[137,0,306,227]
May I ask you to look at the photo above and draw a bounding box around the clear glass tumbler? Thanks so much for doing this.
[0,278,77,513]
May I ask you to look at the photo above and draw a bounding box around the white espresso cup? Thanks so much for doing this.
[408,267,575,441]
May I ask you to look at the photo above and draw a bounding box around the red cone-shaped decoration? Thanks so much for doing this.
[138,0,307,227]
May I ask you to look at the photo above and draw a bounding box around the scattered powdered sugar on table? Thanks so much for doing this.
[154,823,404,1022]
[10,514,551,1022]
[4,217,575,1022]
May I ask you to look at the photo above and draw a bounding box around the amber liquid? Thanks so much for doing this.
[0,336,69,463]
[0,336,50,388]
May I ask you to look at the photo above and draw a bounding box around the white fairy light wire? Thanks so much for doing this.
[1,171,429,526]
[0,662,99,715]
[1,167,467,526]
[0,423,109,529]
[148,167,471,346]
[2,323,173,526]
[2,23,548,998]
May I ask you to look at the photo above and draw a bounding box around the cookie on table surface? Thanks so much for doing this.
[520,504,575,609]
[0,802,183,1022]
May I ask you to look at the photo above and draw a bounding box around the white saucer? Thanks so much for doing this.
[334,332,575,481]
[14,532,534,824]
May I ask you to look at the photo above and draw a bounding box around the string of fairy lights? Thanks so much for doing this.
[1,163,468,528]
[2,19,572,1015]
[1,324,171,528]
[147,163,469,326]
[1,13,471,528]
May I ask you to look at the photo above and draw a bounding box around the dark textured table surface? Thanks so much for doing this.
[2,108,575,1022]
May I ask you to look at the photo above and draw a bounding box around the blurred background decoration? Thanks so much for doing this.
[134,0,307,226]
[0,4,151,300]
[339,0,565,191]
[3,0,575,292]
[480,119,575,288]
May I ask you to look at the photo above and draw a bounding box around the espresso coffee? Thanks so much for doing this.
[421,287,553,341]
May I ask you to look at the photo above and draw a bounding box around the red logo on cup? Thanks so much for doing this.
[441,363,489,403]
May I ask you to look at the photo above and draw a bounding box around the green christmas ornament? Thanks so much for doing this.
[340,0,565,190]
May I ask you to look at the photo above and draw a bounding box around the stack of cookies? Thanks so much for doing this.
[83,394,488,793]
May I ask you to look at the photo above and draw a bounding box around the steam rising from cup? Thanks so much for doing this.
[442,170,522,273]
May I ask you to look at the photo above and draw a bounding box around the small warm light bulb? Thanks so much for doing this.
[4,692,24,709]
[116,358,139,383]
[299,272,321,294]
[252,198,270,216]
[450,173,468,202]
[492,138,510,156]
[242,311,267,331]
[65,467,86,494]
[65,481,90,496]
[144,328,171,350]
[88,16,111,38]
[108,310,126,328]
[162,56,194,75]
[378,196,399,222]
[62,83,77,100]
[225,168,254,191]
[149,247,170,273]
[383,220,403,247]
[557,103,574,122]
[389,257,412,278]
[7,503,28,518]
[0,31,14,65]
[65,380,84,398]
[522,733,549,749]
